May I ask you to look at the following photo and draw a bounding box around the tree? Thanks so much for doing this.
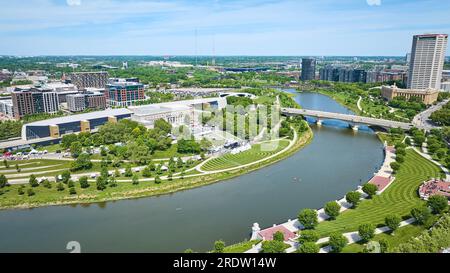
[71,153,93,171]
[155,175,162,184]
[346,191,361,208]
[70,141,83,158]
[261,240,286,253]
[61,170,71,184]
[379,239,389,253]
[390,162,401,173]
[109,175,118,188]
[154,119,172,134]
[79,176,89,189]
[298,230,319,244]
[214,240,225,253]
[56,183,65,191]
[132,174,139,185]
[18,186,25,195]
[427,195,449,214]
[385,214,401,233]
[15,164,20,173]
[328,233,348,253]
[362,183,378,198]
[61,134,78,149]
[3,159,9,169]
[297,242,319,253]
[358,224,375,242]
[114,168,121,177]
[324,201,341,220]
[298,209,318,229]
[273,231,285,242]
[96,176,107,191]
[29,174,39,187]
[0,174,8,188]
[124,165,133,177]
[411,206,432,225]
[142,166,152,178]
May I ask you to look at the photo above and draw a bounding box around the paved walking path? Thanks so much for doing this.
[357,96,363,112]
[317,218,416,253]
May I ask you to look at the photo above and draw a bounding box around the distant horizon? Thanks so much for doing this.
[1,0,449,56]
[2,54,449,58]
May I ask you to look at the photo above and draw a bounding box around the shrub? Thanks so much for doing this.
[56,183,65,191]
[69,187,77,195]
[18,186,25,195]
[27,188,35,196]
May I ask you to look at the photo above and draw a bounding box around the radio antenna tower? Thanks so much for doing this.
[195,28,198,66]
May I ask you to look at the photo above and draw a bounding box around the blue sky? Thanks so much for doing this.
[0,0,449,56]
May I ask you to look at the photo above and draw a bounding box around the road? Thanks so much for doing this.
[412,99,449,131]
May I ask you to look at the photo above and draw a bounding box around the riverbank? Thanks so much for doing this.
[296,88,363,115]
[0,128,314,210]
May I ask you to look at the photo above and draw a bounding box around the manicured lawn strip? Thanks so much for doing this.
[377,133,405,146]
[0,129,312,210]
[341,224,426,253]
[314,149,442,237]
[223,240,261,253]
[201,140,289,171]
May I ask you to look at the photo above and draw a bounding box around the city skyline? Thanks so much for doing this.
[1,0,450,56]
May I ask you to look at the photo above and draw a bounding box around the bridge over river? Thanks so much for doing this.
[281,108,414,131]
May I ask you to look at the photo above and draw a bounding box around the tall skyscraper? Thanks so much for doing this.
[407,34,448,90]
[301,58,316,81]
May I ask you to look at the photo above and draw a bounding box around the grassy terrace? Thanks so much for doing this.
[314,149,442,237]
[341,224,426,253]
[201,140,290,171]
[0,159,103,179]
[0,129,313,210]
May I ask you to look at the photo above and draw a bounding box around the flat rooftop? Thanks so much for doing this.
[24,108,133,126]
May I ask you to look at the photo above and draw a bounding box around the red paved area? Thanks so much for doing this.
[369,176,391,191]
[258,225,296,241]
[386,146,396,153]
[419,180,450,202]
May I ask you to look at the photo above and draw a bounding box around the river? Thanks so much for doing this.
[0,90,384,253]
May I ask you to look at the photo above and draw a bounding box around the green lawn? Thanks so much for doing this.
[201,140,289,171]
[341,224,426,253]
[314,149,442,237]
[223,240,261,253]
[377,133,405,146]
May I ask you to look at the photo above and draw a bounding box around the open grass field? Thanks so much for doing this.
[200,139,290,172]
[314,149,442,237]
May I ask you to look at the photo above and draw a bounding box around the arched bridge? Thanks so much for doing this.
[281,108,413,131]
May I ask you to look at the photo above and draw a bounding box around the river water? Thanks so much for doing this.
[0,90,384,253]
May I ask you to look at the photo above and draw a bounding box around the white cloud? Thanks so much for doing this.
[67,0,81,6]
[367,0,381,6]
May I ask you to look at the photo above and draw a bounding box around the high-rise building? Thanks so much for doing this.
[319,66,366,83]
[11,88,60,119]
[67,94,87,112]
[69,72,109,90]
[106,80,145,107]
[407,34,448,90]
[301,58,316,81]
[67,92,107,112]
